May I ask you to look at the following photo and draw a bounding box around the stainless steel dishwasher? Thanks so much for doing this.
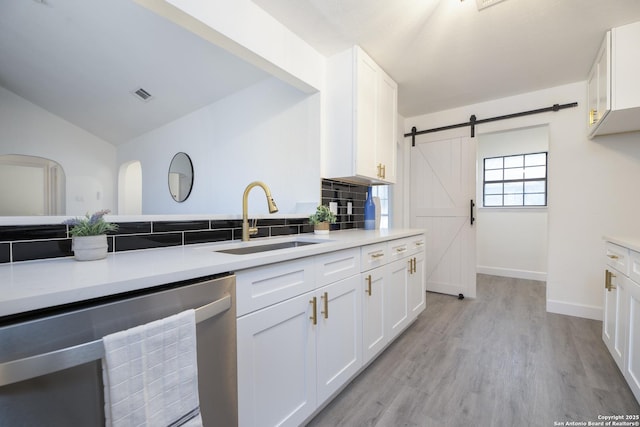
[0,273,237,426]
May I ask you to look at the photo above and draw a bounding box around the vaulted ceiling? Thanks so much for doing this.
[0,0,270,145]
[2,0,640,147]
[252,0,640,117]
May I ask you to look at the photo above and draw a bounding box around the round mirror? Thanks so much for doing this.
[168,152,194,202]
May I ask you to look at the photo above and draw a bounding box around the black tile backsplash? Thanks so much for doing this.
[184,229,233,245]
[210,220,243,229]
[1,214,315,263]
[0,243,10,264]
[12,239,72,262]
[114,233,183,252]
[111,222,152,235]
[153,221,210,232]
[0,225,67,242]
[320,179,369,231]
[270,225,301,237]
[0,179,369,263]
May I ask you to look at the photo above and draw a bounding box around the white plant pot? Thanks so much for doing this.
[72,235,108,261]
[314,222,330,235]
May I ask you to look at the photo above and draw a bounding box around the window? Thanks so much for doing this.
[371,185,389,229]
[483,152,547,207]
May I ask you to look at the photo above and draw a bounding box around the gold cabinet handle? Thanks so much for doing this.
[605,270,617,292]
[415,241,424,247]
[365,275,372,296]
[408,257,416,274]
[589,109,598,125]
[309,296,317,325]
[396,247,407,254]
[607,254,619,260]
[321,292,329,319]
[377,163,383,178]
[413,257,417,274]
[371,252,385,259]
[381,164,386,179]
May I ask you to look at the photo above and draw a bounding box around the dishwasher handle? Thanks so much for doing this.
[0,293,231,387]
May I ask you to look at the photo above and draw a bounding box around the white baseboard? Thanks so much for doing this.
[546,299,602,321]
[476,266,546,282]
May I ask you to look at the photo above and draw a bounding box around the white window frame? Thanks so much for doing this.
[371,185,389,229]
[482,152,548,207]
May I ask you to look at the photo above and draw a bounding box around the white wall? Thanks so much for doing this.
[403,81,640,320]
[117,77,321,215]
[148,0,325,93]
[0,86,117,215]
[476,126,549,281]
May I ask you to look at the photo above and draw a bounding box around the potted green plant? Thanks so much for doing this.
[309,205,337,235]
[63,209,118,261]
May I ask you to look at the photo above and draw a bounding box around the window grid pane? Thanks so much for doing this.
[504,155,524,168]
[482,152,547,207]
[484,169,503,181]
[484,157,503,170]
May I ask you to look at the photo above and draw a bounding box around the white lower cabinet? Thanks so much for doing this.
[362,266,387,363]
[603,266,627,372]
[316,275,362,402]
[237,292,316,427]
[236,255,362,427]
[626,278,640,401]
[387,258,410,338]
[361,235,427,364]
[408,250,426,321]
[237,234,428,426]
[602,240,640,404]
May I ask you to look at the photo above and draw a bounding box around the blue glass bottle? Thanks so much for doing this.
[364,186,375,230]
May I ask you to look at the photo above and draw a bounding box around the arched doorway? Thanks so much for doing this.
[118,161,142,215]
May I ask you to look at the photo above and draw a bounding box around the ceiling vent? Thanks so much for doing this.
[131,87,154,102]
[476,0,508,10]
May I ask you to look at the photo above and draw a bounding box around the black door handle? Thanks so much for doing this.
[470,199,475,226]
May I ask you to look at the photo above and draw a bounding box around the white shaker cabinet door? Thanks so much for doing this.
[625,278,640,403]
[408,251,426,321]
[362,267,387,363]
[603,268,627,373]
[354,49,379,180]
[237,292,317,427]
[316,275,363,403]
[387,258,410,340]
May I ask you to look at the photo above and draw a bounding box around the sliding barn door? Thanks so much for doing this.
[410,129,476,298]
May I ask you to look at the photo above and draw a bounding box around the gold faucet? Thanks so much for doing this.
[242,181,278,241]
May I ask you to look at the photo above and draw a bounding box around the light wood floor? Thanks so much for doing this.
[307,274,640,427]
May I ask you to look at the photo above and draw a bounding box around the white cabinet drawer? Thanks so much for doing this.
[386,235,427,262]
[236,258,316,316]
[630,250,640,284]
[361,243,388,272]
[315,248,360,288]
[407,235,426,255]
[388,238,410,261]
[606,242,629,275]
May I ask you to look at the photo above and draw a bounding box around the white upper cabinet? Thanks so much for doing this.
[588,21,640,137]
[325,46,398,184]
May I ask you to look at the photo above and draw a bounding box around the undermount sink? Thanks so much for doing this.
[215,240,321,255]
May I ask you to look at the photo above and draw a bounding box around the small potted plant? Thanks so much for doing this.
[63,209,118,261]
[309,205,337,235]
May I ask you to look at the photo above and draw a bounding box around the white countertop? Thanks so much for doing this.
[0,229,425,318]
[603,235,640,253]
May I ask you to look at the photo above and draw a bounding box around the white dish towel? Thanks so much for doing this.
[102,309,203,427]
